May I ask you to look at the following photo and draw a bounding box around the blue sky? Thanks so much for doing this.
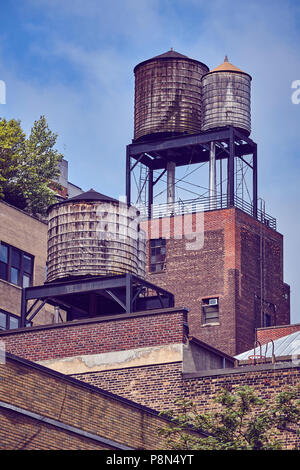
[1,0,300,323]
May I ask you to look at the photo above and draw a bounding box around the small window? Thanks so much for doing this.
[0,311,6,330]
[0,310,20,330]
[0,242,34,287]
[263,312,271,327]
[150,238,166,272]
[202,298,219,324]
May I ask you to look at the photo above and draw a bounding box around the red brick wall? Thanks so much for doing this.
[73,362,184,411]
[257,324,300,345]
[141,208,290,356]
[0,308,188,362]
[72,358,300,449]
[1,354,196,450]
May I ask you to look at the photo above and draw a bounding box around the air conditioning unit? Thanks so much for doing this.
[209,298,218,306]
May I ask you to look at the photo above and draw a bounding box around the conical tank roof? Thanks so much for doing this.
[66,188,119,204]
[134,48,209,72]
[206,56,251,79]
[47,188,120,212]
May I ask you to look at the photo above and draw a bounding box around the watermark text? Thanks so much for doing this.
[0,80,6,104]
[291,80,300,104]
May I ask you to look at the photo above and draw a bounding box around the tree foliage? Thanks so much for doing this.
[0,115,63,216]
[159,385,300,450]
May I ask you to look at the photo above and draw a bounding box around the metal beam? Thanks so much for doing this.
[126,274,133,313]
[253,144,258,218]
[232,128,256,147]
[126,145,131,206]
[148,167,153,219]
[24,276,128,300]
[27,299,47,323]
[105,289,127,312]
[153,168,167,186]
[130,153,146,172]
[20,288,27,328]
[128,128,233,157]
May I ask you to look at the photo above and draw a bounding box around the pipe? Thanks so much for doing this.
[209,141,216,209]
[167,161,176,204]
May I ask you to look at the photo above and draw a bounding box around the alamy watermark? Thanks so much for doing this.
[0,340,6,364]
[0,80,6,104]
[291,80,300,104]
[291,339,300,366]
[96,198,204,251]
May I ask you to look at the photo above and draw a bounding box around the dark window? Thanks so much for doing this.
[263,312,272,327]
[202,298,219,324]
[0,242,34,287]
[150,238,166,272]
[0,310,20,330]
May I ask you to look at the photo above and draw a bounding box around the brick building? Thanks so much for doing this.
[1,352,207,450]
[0,306,299,449]
[0,159,83,329]
[142,207,290,356]
[0,50,298,450]
[0,200,51,327]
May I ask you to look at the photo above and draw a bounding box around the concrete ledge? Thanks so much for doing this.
[183,361,300,379]
[37,343,183,374]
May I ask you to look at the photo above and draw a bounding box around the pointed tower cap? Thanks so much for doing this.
[134,48,209,73]
[47,188,122,212]
[204,56,251,79]
[66,188,119,204]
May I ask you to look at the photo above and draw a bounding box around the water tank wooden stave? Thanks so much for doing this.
[133,49,209,141]
[46,190,146,283]
[201,57,251,136]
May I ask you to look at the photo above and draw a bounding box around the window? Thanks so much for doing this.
[0,242,34,287]
[150,238,166,272]
[263,312,272,328]
[202,298,219,324]
[0,310,20,330]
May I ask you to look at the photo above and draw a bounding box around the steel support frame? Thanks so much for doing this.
[126,126,258,219]
[20,274,175,327]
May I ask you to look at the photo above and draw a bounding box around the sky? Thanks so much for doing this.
[0,0,300,323]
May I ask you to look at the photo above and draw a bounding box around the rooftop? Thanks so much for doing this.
[235,330,300,361]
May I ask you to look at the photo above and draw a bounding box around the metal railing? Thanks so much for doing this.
[137,194,277,230]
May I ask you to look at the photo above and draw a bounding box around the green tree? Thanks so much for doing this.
[0,115,63,216]
[159,385,300,450]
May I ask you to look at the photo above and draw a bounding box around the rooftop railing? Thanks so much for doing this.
[137,195,277,231]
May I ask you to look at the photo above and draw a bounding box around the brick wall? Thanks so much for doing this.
[72,360,300,414]
[72,360,300,448]
[0,200,54,325]
[0,308,188,363]
[0,353,195,450]
[257,324,300,345]
[141,207,290,356]
[73,362,184,411]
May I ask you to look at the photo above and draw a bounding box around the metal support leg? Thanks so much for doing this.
[167,161,176,204]
[125,274,133,313]
[209,141,216,209]
[227,127,235,207]
[148,168,153,219]
[20,289,27,328]
[253,144,258,218]
[126,145,131,206]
